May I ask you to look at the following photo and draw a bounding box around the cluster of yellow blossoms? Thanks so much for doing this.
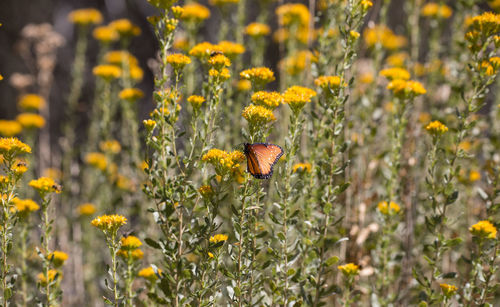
[91,214,127,233]
[379,67,411,81]
[77,203,97,217]
[180,3,210,23]
[364,25,407,51]
[29,177,61,195]
[187,95,206,110]
[209,234,228,244]
[283,85,317,114]
[242,105,276,126]
[240,67,275,87]
[202,149,245,176]
[386,79,427,99]
[377,201,401,216]
[421,3,452,19]
[245,22,271,37]
[338,263,360,276]
[469,220,497,239]
[139,266,162,282]
[292,162,312,173]
[251,91,283,110]
[425,120,448,136]
[0,94,46,137]
[117,235,144,261]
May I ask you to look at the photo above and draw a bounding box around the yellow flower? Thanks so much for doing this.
[18,94,46,111]
[387,79,426,98]
[292,162,312,173]
[364,24,407,50]
[91,214,127,232]
[198,185,214,198]
[217,41,245,58]
[180,3,211,22]
[109,19,141,37]
[361,0,373,11]
[167,53,191,71]
[242,105,276,125]
[171,6,184,18]
[187,95,206,109]
[173,36,189,51]
[11,159,28,175]
[377,201,401,215]
[130,65,144,81]
[425,120,448,136]
[349,30,360,40]
[143,119,157,131]
[119,88,144,101]
[210,0,239,6]
[118,248,144,260]
[38,269,60,286]
[68,8,103,25]
[16,113,45,129]
[208,68,231,81]
[314,75,342,89]
[29,177,62,194]
[92,65,122,80]
[138,267,162,282]
[469,12,500,37]
[209,234,228,243]
[120,235,142,250]
[202,149,243,175]
[469,170,481,182]
[105,50,138,66]
[0,137,31,156]
[338,263,359,276]
[208,54,231,69]
[48,251,68,267]
[0,120,22,137]
[85,152,107,171]
[92,26,119,42]
[240,67,275,86]
[281,51,318,76]
[440,283,458,298]
[469,220,497,239]
[237,79,252,92]
[12,198,40,215]
[282,85,317,114]
[208,252,214,258]
[386,52,408,67]
[77,203,97,216]
[359,72,374,84]
[421,3,452,19]
[245,22,271,37]
[99,140,121,154]
[116,174,135,192]
[251,91,283,110]
[276,3,310,27]
[0,74,2,81]
[189,42,223,59]
[379,67,411,80]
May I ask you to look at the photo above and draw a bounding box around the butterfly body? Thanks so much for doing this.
[244,143,284,179]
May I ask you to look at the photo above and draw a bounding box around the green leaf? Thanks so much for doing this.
[145,238,161,249]
[325,256,339,266]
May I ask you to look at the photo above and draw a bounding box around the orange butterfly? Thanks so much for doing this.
[244,143,284,179]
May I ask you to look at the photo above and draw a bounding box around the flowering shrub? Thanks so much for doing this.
[1,1,500,306]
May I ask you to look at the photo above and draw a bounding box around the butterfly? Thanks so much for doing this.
[244,143,284,179]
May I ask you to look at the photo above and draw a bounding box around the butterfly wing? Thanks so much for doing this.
[245,143,284,179]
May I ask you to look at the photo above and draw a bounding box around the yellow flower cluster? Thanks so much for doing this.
[240,67,275,86]
[0,137,31,156]
[209,234,228,243]
[119,88,144,101]
[187,95,206,109]
[180,3,210,23]
[480,57,500,76]
[469,12,500,37]
[209,68,231,81]
[167,53,191,71]
[338,263,360,276]
[68,8,103,25]
[120,235,142,250]
[77,203,97,216]
[273,27,315,45]
[138,266,162,282]
[379,67,411,81]
[386,79,426,98]
[314,75,342,90]
[198,185,214,198]
[242,105,276,125]
[93,26,119,43]
[29,177,61,194]
[276,3,310,28]
[283,85,317,114]
[92,65,122,80]
[143,119,157,131]
[109,19,141,37]
[421,3,452,19]
[425,120,448,136]
[386,52,408,67]
[218,41,245,58]
[38,269,60,286]
[0,120,22,137]
[440,283,458,298]
[364,25,407,50]
[104,50,143,81]
[18,94,46,111]
[377,201,400,215]
[208,54,231,69]
[210,0,239,6]
[99,140,121,154]
[245,22,271,37]
[91,214,127,232]
[202,149,245,176]
[12,198,40,215]
[282,50,317,76]
[292,162,312,173]
[85,152,107,171]
[16,113,45,129]
[251,91,283,110]
[469,220,497,239]
[189,42,223,59]
[48,251,68,267]
[11,159,28,175]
